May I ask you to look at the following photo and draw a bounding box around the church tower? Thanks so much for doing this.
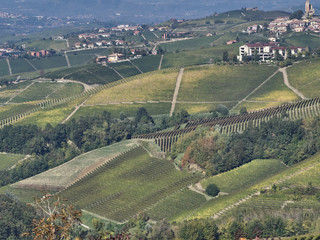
[305,0,315,17]
[305,0,310,13]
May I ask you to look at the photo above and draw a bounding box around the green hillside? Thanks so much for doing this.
[60,146,202,222]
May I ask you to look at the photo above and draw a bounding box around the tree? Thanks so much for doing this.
[240,107,247,115]
[216,104,229,116]
[23,194,82,240]
[205,184,220,197]
[286,47,292,59]
[290,10,304,20]
[222,50,229,62]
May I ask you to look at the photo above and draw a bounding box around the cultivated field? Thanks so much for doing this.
[177,64,277,102]
[86,69,178,104]
[158,36,219,53]
[12,140,139,191]
[161,44,239,68]
[73,103,171,119]
[67,48,112,66]
[0,60,10,77]
[10,59,35,74]
[23,39,68,51]
[201,159,287,194]
[0,103,38,121]
[287,59,320,98]
[131,55,161,73]
[29,56,68,70]
[247,71,299,102]
[60,146,201,222]
[286,32,320,50]
[110,61,141,78]
[174,103,235,115]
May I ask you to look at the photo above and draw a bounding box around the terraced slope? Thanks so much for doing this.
[60,146,202,223]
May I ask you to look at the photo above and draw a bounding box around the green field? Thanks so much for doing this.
[13,140,139,191]
[161,44,240,68]
[201,159,287,194]
[174,102,235,115]
[68,48,112,66]
[10,59,35,74]
[286,32,320,50]
[29,56,68,70]
[142,31,159,42]
[24,39,68,51]
[0,60,10,77]
[159,36,220,53]
[0,153,26,171]
[86,69,178,104]
[73,103,171,119]
[11,82,68,103]
[247,71,299,102]
[64,64,121,85]
[287,59,320,98]
[187,152,320,221]
[146,189,206,221]
[178,64,277,102]
[110,61,141,78]
[60,146,201,222]
[131,55,161,73]
[0,81,33,103]
[0,104,38,121]
[232,101,284,113]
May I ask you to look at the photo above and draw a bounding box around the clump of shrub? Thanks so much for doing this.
[205,184,220,197]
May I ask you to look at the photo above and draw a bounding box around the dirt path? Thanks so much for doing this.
[62,98,87,124]
[231,69,279,111]
[153,32,160,39]
[64,51,71,67]
[158,54,163,70]
[141,34,147,41]
[45,83,66,99]
[6,58,12,76]
[24,59,38,71]
[280,67,306,100]
[57,79,95,91]
[170,68,184,116]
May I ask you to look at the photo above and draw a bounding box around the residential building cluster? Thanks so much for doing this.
[27,50,50,58]
[268,17,320,34]
[238,42,305,61]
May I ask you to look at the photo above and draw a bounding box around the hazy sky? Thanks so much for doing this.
[0,0,313,23]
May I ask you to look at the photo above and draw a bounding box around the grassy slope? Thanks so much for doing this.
[185,152,320,221]
[74,103,171,119]
[201,159,287,193]
[60,146,201,222]
[287,59,320,98]
[178,64,277,102]
[161,44,240,68]
[0,60,10,77]
[247,71,299,102]
[285,32,320,50]
[0,153,26,171]
[86,69,178,104]
[159,36,220,52]
[24,39,68,51]
[12,140,139,191]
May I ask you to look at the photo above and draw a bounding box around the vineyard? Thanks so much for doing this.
[134,97,320,151]
[60,146,202,223]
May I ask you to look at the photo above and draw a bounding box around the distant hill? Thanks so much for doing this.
[0,0,311,23]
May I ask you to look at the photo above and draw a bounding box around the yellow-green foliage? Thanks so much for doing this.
[174,103,235,114]
[201,159,287,193]
[248,72,299,102]
[86,69,179,104]
[287,59,320,98]
[178,64,277,102]
[232,101,282,113]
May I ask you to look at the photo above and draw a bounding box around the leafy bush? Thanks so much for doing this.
[205,184,220,197]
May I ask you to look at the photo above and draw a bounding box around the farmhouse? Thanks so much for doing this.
[238,42,305,61]
[108,53,124,63]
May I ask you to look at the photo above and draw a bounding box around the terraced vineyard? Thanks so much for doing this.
[135,97,320,151]
[145,189,206,221]
[60,146,201,223]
